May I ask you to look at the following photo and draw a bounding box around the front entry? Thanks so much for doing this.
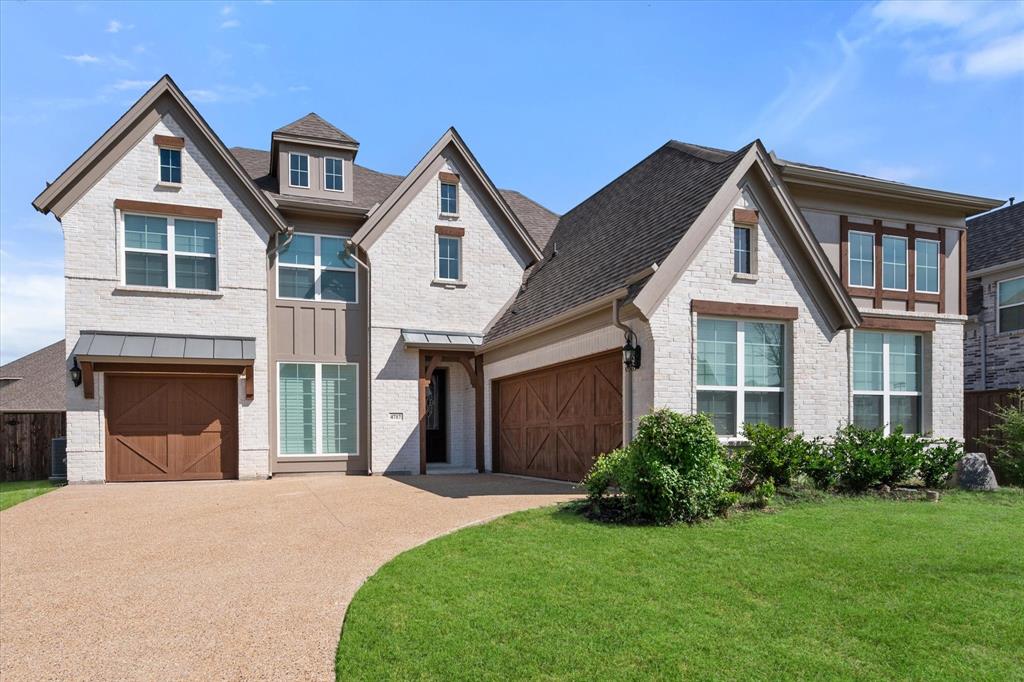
[425,368,448,463]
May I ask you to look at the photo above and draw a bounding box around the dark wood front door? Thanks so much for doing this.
[105,374,238,482]
[494,351,623,482]
[425,369,448,463]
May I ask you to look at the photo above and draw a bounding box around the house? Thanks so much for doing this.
[32,75,1002,484]
[964,201,1023,391]
[0,340,67,481]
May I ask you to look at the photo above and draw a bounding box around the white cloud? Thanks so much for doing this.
[871,1,977,30]
[64,54,100,64]
[187,89,220,103]
[287,84,311,92]
[221,19,240,29]
[964,32,1024,77]
[110,79,152,92]
[0,258,64,365]
[186,83,269,104]
[221,5,235,15]
[106,19,132,33]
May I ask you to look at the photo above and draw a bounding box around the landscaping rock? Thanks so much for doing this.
[952,453,999,491]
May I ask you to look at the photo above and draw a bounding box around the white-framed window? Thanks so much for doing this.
[289,153,310,188]
[848,231,874,288]
[696,318,785,436]
[852,331,922,434]
[436,234,461,281]
[277,233,358,302]
[440,181,458,215]
[882,235,908,291]
[122,213,217,290]
[324,157,344,192]
[734,226,752,274]
[278,362,358,457]
[915,239,940,293]
[159,148,181,184]
[997,275,1024,333]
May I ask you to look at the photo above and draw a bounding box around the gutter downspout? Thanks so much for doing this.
[612,298,634,444]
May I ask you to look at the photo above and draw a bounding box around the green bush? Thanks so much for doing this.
[800,437,841,490]
[983,390,1024,484]
[880,427,928,486]
[582,409,734,524]
[831,424,888,491]
[753,478,776,508]
[738,423,805,488]
[920,438,963,488]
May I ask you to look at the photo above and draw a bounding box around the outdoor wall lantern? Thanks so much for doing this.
[622,332,641,371]
[69,358,83,387]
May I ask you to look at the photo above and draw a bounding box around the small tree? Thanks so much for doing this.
[982,390,1024,484]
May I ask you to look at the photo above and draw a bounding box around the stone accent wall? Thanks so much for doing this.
[62,114,271,482]
[964,270,1024,391]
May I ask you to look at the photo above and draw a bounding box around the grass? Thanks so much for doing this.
[337,489,1024,681]
[0,480,58,511]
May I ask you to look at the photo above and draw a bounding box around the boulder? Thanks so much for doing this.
[951,453,999,491]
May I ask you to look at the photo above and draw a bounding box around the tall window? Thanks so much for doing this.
[289,153,309,188]
[278,233,357,302]
[998,276,1024,333]
[440,182,458,215]
[437,235,461,281]
[734,227,751,274]
[123,214,217,290]
[159,148,181,184]
[852,331,922,434]
[324,157,344,191]
[882,235,908,290]
[915,239,940,293]
[848,231,874,288]
[696,319,785,436]
[279,363,358,456]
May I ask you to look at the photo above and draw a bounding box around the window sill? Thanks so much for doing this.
[277,453,356,461]
[438,213,460,221]
[155,182,182,191]
[113,285,223,298]
[431,279,467,289]
[732,272,758,282]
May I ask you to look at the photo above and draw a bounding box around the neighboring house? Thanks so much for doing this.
[0,340,67,481]
[32,75,1002,484]
[964,201,1023,391]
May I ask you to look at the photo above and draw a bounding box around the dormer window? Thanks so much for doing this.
[289,153,310,188]
[440,181,458,215]
[159,148,181,184]
[324,157,344,192]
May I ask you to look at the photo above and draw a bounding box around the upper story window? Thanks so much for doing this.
[289,153,310,188]
[159,148,181,184]
[696,318,785,436]
[277,233,357,302]
[882,235,907,291]
[998,276,1024,333]
[853,331,921,434]
[848,231,874,288]
[324,157,344,192]
[123,214,217,290]
[440,181,458,215]
[437,234,461,281]
[733,227,751,274]
[915,239,940,293]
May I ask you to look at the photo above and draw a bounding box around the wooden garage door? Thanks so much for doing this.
[495,351,622,482]
[105,374,238,482]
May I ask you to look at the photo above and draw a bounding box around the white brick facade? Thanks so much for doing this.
[367,150,529,473]
[63,114,271,482]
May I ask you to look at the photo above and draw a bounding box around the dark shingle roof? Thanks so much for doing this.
[486,140,752,342]
[497,189,559,251]
[0,340,66,412]
[274,113,358,145]
[966,202,1023,273]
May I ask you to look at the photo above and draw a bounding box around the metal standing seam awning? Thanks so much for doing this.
[400,329,484,351]
[70,331,256,399]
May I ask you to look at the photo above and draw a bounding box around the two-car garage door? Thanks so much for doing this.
[494,351,623,482]
[105,374,238,482]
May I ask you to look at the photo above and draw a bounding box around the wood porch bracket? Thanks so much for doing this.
[418,350,486,474]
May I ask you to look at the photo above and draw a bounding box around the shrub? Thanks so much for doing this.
[583,448,627,501]
[831,424,888,491]
[880,426,928,486]
[738,423,804,488]
[800,436,841,490]
[753,477,776,508]
[920,438,963,488]
[983,390,1024,484]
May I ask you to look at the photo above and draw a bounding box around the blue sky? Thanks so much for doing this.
[1,0,1022,363]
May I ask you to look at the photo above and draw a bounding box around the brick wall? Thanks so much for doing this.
[964,269,1024,391]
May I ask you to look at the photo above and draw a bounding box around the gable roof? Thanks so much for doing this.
[273,113,359,146]
[966,201,1023,273]
[351,127,544,262]
[32,76,288,235]
[0,340,66,412]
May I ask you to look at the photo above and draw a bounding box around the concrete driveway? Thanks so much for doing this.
[0,474,578,681]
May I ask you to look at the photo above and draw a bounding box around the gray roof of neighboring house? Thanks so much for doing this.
[273,113,359,146]
[73,332,256,361]
[0,340,66,412]
[966,201,1023,273]
[485,140,752,343]
[228,147,559,249]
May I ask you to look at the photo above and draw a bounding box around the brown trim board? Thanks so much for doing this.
[691,299,799,321]
[114,198,222,220]
[153,134,185,149]
[435,225,465,237]
[438,171,460,184]
[732,208,759,225]
[858,315,936,333]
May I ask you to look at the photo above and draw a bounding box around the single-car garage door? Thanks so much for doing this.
[105,374,238,482]
[494,351,622,482]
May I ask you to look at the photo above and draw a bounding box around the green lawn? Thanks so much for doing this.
[337,490,1024,681]
[0,480,57,511]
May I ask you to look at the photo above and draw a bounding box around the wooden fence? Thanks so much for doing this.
[0,412,66,482]
[964,389,1018,456]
